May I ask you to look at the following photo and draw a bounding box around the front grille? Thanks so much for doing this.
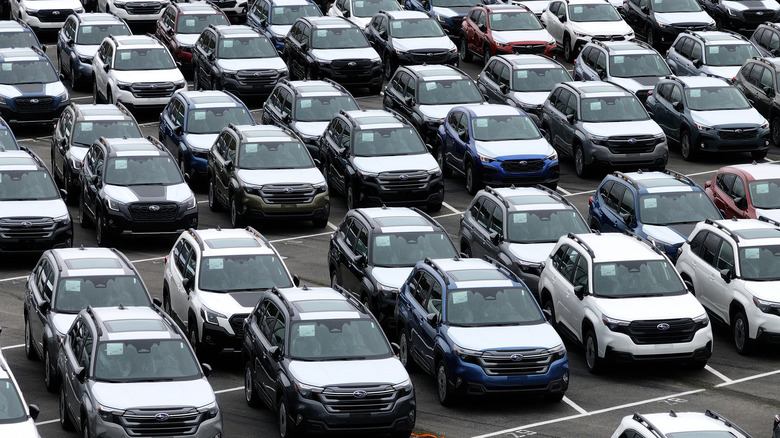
[717,127,759,140]
[501,159,545,173]
[407,49,450,64]
[592,35,626,41]
[229,314,248,337]
[125,2,166,15]
[606,135,658,154]
[377,170,430,191]
[478,349,552,376]
[330,59,373,74]
[129,203,178,221]
[119,406,204,436]
[672,24,707,31]
[14,97,54,113]
[235,69,282,86]
[259,184,316,204]
[0,218,55,239]
[744,10,773,23]
[37,9,73,22]
[625,318,698,345]
[130,82,177,98]
[317,385,398,413]
[511,44,547,54]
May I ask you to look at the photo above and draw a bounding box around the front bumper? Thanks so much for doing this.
[586,140,668,169]
[395,50,459,67]
[109,6,166,23]
[598,324,713,361]
[495,43,556,58]
[314,62,383,87]
[0,220,72,253]
[747,306,780,341]
[477,160,559,187]
[91,409,222,438]
[448,354,569,396]
[692,127,771,154]
[357,177,444,207]
[237,191,330,222]
[104,204,199,237]
[657,23,716,44]
[201,321,243,352]
[115,86,182,109]
[0,97,68,125]
[220,71,287,98]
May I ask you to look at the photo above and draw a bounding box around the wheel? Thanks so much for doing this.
[106,88,113,105]
[312,216,328,228]
[752,149,768,161]
[24,317,37,360]
[278,395,298,438]
[79,192,92,228]
[346,184,357,210]
[771,116,780,147]
[208,177,223,212]
[193,68,202,90]
[58,51,67,79]
[212,77,223,90]
[541,295,556,327]
[646,27,656,48]
[584,328,605,373]
[460,36,472,62]
[162,286,172,315]
[59,385,74,430]
[436,361,457,406]
[680,130,696,161]
[178,155,190,183]
[398,331,417,371]
[330,271,339,288]
[188,323,213,361]
[574,144,589,178]
[465,162,480,195]
[482,44,491,66]
[461,243,472,258]
[732,310,755,355]
[64,171,78,205]
[435,139,452,177]
[589,217,601,232]
[92,78,102,104]
[361,293,373,314]
[230,196,245,228]
[70,61,83,91]
[427,201,442,213]
[244,361,261,408]
[44,348,57,393]
[542,124,552,143]
[384,55,397,80]
[715,16,724,30]
[96,212,113,247]
[563,34,574,62]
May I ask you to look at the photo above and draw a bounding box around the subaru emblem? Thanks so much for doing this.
[155,413,169,421]
[736,129,743,133]
[148,205,160,212]
[30,99,39,104]
[628,138,637,144]
[758,11,764,14]
[353,390,367,398]
[348,62,357,67]
[657,323,670,331]
[150,84,157,89]
[254,72,261,76]
[283,187,293,193]
[53,10,60,15]
[399,174,408,180]
[509,353,524,361]
[518,160,527,166]
[21,221,32,228]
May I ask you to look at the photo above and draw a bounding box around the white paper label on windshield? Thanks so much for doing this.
[82,26,93,34]
[300,98,312,108]
[273,7,284,14]
[245,143,258,153]
[1,63,11,71]
[81,122,93,132]
[493,14,502,21]
[120,51,131,60]
[392,21,402,29]
[65,280,81,292]
[517,70,527,78]
[600,264,616,277]
[375,235,390,247]
[194,111,206,120]
[613,56,624,64]
[208,258,224,270]
[425,82,437,91]
[106,343,124,356]
[114,159,127,170]
[643,197,658,209]
[689,89,701,98]
[316,30,328,38]
[185,19,196,27]
[354,1,364,6]
[298,324,315,337]
[708,46,719,54]
[361,132,374,142]
[222,39,234,48]
[451,291,467,304]
[513,213,527,224]
[475,118,488,128]
[755,182,769,194]
[744,247,760,259]
[589,101,601,111]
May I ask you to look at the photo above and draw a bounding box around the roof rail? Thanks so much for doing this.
[535,184,576,208]
[332,284,370,314]
[759,216,780,227]
[270,287,295,316]
[483,256,521,282]
[567,233,595,258]
[704,218,739,242]
[612,171,640,189]
[704,410,753,438]
[18,146,47,169]
[146,136,166,151]
[85,306,104,338]
[662,168,697,187]
[410,207,447,231]
[423,258,450,285]
[624,229,665,257]
[245,226,272,246]
[483,186,511,208]
[186,228,205,251]
[632,412,668,438]
[353,209,375,229]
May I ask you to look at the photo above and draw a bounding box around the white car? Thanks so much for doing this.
[0,346,40,438]
[328,0,403,28]
[611,410,751,438]
[676,218,780,355]
[97,0,170,23]
[9,0,83,31]
[538,232,712,373]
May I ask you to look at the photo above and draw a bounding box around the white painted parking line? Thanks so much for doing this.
[705,365,733,383]
[214,386,243,394]
[442,202,460,214]
[0,275,27,283]
[34,419,59,426]
[562,396,588,415]
[715,368,780,388]
[684,169,718,177]
[563,190,593,197]
[0,344,24,350]
[556,187,572,196]
[327,221,338,231]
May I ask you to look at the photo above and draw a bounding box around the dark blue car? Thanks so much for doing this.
[0,117,18,150]
[246,0,322,53]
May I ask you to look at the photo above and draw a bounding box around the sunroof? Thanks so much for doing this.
[298,84,340,93]
[419,69,459,77]
[0,157,33,165]
[205,238,260,249]
[357,116,398,125]
[190,95,233,104]
[639,178,688,188]
[579,84,619,93]
[375,216,429,227]
[294,300,354,312]
[506,195,558,205]
[114,143,157,151]
[65,258,122,269]
[81,107,121,116]
[449,269,507,282]
[734,229,780,240]
[104,319,166,333]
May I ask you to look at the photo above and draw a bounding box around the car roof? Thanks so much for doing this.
[617,170,700,193]
[278,287,366,321]
[689,31,749,44]
[306,16,354,27]
[357,207,439,233]
[112,35,161,48]
[458,103,524,117]
[385,10,429,19]
[669,75,731,88]
[176,90,242,108]
[211,24,258,37]
[591,40,655,55]
[0,46,46,61]
[0,150,40,169]
[73,103,134,121]
[287,80,349,96]
[102,137,165,156]
[722,162,780,180]
[573,233,662,262]
[564,81,629,96]
[234,124,296,141]
[498,54,564,69]
[173,2,222,13]
[708,219,780,246]
[190,227,280,257]
[490,186,575,212]
[0,20,31,32]
[636,412,750,435]
[565,0,613,4]
[429,258,517,289]
[271,0,316,6]
[406,64,469,80]
[344,110,405,128]
[484,4,530,12]
[51,247,133,276]
[75,12,126,25]
[90,307,180,341]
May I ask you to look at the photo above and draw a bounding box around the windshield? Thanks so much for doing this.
[685,86,750,111]
[175,13,229,34]
[470,115,540,141]
[0,60,57,84]
[609,53,670,77]
[638,192,720,225]
[0,130,17,151]
[512,67,571,92]
[270,5,322,25]
[114,48,175,70]
[489,12,542,31]
[218,36,277,58]
[238,141,313,169]
[0,170,59,200]
[652,0,702,12]
[353,0,402,17]
[431,0,479,6]
[186,107,254,134]
[507,210,589,243]
[0,379,26,424]
[352,127,427,156]
[390,18,445,38]
[54,275,150,313]
[593,260,685,297]
[749,179,780,209]
[568,3,621,21]
[199,254,293,292]
[580,96,648,122]
[0,31,39,49]
[739,245,780,281]
[312,27,370,49]
[417,78,483,105]
[370,232,456,267]
[72,121,142,147]
[705,44,759,66]
[445,287,544,326]
[294,95,359,122]
[289,319,392,361]
[94,339,201,382]
[104,156,183,185]
[76,24,131,45]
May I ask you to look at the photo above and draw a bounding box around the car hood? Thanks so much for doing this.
[289,357,409,387]
[236,167,325,186]
[74,44,100,59]
[507,242,555,263]
[350,15,372,27]
[475,138,553,159]
[352,153,438,174]
[292,121,329,138]
[492,29,553,45]
[0,199,68,219]
[609,76,661,93]
[641,223,696,245]
[112,69,185,83]
[516,0,549,14]
[92,379,215,410]
[570,20,632,36]
[690,108,766,127]
[182,133,218,151]
[200,290,264,316]
[217,57,287,71]
[25,0,81,8]
[511,91,549,107]
[702,66,741,80]
[311,47,379,61]
[267,25,291,39]
[51,313,78,336]
[0,81,66,99]
[594,293,705,321]
[393,36,455,52]
[756,208,780,222]
[581,119,663,136]
[722,0,779,12]
[175,34,199,47]
[654,11,714,25]
[420,104,482,120]
[103,183,193,204]
[447,323,561,350]
[371,266,413,289]
[0,419,39,437]
[431,6,472,17]
[69,145,89,163]
[745,280,780,301]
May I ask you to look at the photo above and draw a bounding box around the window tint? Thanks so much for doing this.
[689,230,708,257]
[702,232,722,266]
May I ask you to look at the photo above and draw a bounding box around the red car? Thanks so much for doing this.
[705,162,780,221]
[156,2,229,67]
[459,4,555,66]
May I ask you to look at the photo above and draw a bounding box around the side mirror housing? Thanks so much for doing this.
[489,231,501,246]
[103,63,110,72]
[182,277,192,293]
[174,125,184,136]
[458,129,469,142]
[355,254,367,267]
[282,114,292,124]
[153,297,163,308]
[293,274,301,287]
[573,285,585,300]
[343,9,351,17]
[260,18,268,27]
[300,42,308,51]
[225,161,233,171]
[75,366,86,383]
[268,345,281,360]
[559,14,566,22]
[763,86,776,97]
[499,83,509,94]
[404,96,414,106]
[201,363,212,377]
[426,312,439,325]
[620,212,635,227]
[672,101,682,111]
[28,404,40,420]
[734,196,748,210]
[167,28,174,36]
[479,23,487,32]
[719,268,733,283]
[693,58,703,68]
[641,5,649,12]
[566,113,576,124]
[60,189,68,201]
[67,39,74,47]
[40,301,51,314]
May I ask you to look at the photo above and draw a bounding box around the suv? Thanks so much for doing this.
[261,79,360,159]
[57,306,222,437]
[164,227,297,358]
[24,247,155,392]
[666,30,760,79]
[573,40,671,102]
[79,136,198,247]
[459,185,590,297]
[51,103,142,203]
[97,0,169,24]
[588,170,722,261]
[92,35,187,109]
[0,346,40,437]
[242,286,416,438]
[676,218,780,354]
[396,257,569,404]
[159,90,256,184]
[645,75,770,161]
[209,0,250,22]
[192,24,289,98]
[319,109,444,211]
[436,104,559,194]
[540,0,634,61]
[611,411,752,438]
[403,0,475,42]
[328,0,403,28]
[283,16,383,93]
[383,64,485,144]
[9,0,83,32]
[733,56,780,145]
[538,232,713,372]
[0,18,44,49]
[751,22,780,57]
[540,81,667,177]
[246,0,323,53]
[700,0,780,34]
[329,207,457,322]
[705,162,780,221]
[156,1,229,70]
[0,116,19,150]
[0,47,69,125]
[207,124,330,228]
[57,13,131,91]
[621,0,715,48]
[0,148,72,253]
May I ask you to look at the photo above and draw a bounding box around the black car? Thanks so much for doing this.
[732,56,780,145]
[750,22,780,56]
[622,0,715,47]
[698,0,780,34]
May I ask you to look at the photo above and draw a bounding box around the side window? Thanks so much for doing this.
[573,253,588,289]
[680,38,694,58]
[62,111,74,141]
[345,216,361,250]
[673,38,686,54]
[39,259,54,303]
[226,134,237,163]
[755,28,767,47]
[548,88,561,109]
[619,188,635,216]
[184,244,197,283]
[260,0,270,19]
[761,66,774,89]
[68,319,83,356]
[658,84,671,100]
[280,90,293,116]
[469,196,484,219]
[580,47,593,66]
[176,240,193,274]
[748,64,763,86]
[586,48,599,68]
[488,203,503,236]
[606,183,627,211]
[476,10,486,27]
[355,224,368,257]
[425,280,442,316]
[731,175,746,199]
[94,148,104,179]
[476,199,495,229]
[716,240,735,273]
[770,31,780,51]
[79,329,93,370]
[299,24,310,46]
[564,93,577,117]
[377,16,387,36]
[670,85,682,105]
[173,99,185,127]
[560,247,581,283]
[214,132,230,158]
[691,42,702,62]
[408,271,426,303]
[104,44,114,67]
[402,73,415,98]
[717,172,736,195]
[596,51,607,72]
[415,272,434,305]
[618,431,641,438]
[554,90,569,113]
[261,302,286,351]
[689,231,708,257]
[497,63,509,87]
[551,245,568,267]
[702,232,722,267]
[598,180,614,202]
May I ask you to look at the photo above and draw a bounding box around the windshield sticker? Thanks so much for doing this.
[65,280,81,292]
[572,5,583,13]
[185,19,196,27]
[755,182,769,194]
[744,248,760,259]
[120,51,131,60]
[513,213,528,224]
[600,264,616,277]
[708,46,719,55]
[375,235,390,247]
[392,21,402,29]
[316,30,328,38]
[300,98,312,108]
[1,63,10,71]
[589,101,601,111]
[516,70,527,78]
[273,7,284,14]
[643,197,658,209]
[451,291,468,304]
[194,111,206,120]
[222,39,234,48]
[425,82,437,91]
[689,89,701,98]
[106,343,124,356]
[114,159,127,170]
[613,56,624,64]
[82,26,93,34]
[361,132,374,142]
[298,324,315,337]
[475,118,488,128]
[245,143,258,153]
[208,258,224,270]
[81,122,93,132]
[492,14,502,21]
[354,0,364,6]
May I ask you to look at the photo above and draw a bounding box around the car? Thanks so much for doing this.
[0,148,72,253]
[261,79,360,160]
[327,0,402,28]
[705,162,780,222]
[0,345,40,438]
[403,0,479,42]
[97,0,170,24]
[699,0,780,34]
[540,81,668,177]
[78,136,198,247]
[92,34,187,110]
[573,40,671,102]
[0,116,19,150]
[611,410,752,438]
[192,24,289,98]
[319,109,444,211]
[477,54,572,124]
[207,124,330,228]
[0,18,44,50]
[246,0,323,53]
[588,169,722,261]
[163,227,298,359]
[676,218,780,354]
[9,0,83,31]
[383,64,485,144]
[395,257,569,404]
[329,206,458,323]
[539,232,713,372]
[364,10,458,81]
[0,46,70,125]
[207,0,250,23]
[57,13,132,91]
[24,246,155,392]
[460,4,555,65]
[283,16,383,93]
[512,0,553,16]
[540,0,634,62]
[51,103,142,203]
[158,90,256,184]
[435,104,559,194]
[57,305,223,438]
[459,185,591,297]
[645,75,770,161]
[732,56,780,145]
[242,286,416,438]
[621,0,715,48]
[666,30,760,79]
[156,1,229,70]
[750,22,780,57]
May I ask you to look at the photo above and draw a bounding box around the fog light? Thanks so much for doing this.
[766,140,770,146]
[296,414,303,425]
[562,372,569,384]
[700,143,705,148]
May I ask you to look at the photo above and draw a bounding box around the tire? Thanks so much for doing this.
[278,395,298,438]
[732,310,755,355]
[208,177,223,212]
[563,34,574,62]
[465,162,480,195]
[330,271,339,288]
[542,124,552,144]
[106,88,113,105]
[574,144,589,178]
[398,331,417,371]
[212,77,223,90]
[244,361,261,408]
[435,139,451,177]
[646,27,656,48]
[368,81,382,95]
[589,217,601,232]
[96,212,113,248]
[752,149,768,161]
[715,16,724,31]
[346,183,357,210]
[436,360,457,406]
[772,116,780,147]
[92,78,102,104]
[70,61,83,91]
[680,130,696,161]
[584,328,605,374]
[188,323,209,361]
[79,192,92,228]
[482,44,491,66]
[59,385,74,431]
[460,36,472,63]
[24,317,37,360]
[427,201,442,213]
[193,68,201,90]
[384,55,397,80]
[162,286,172,315]
[541,295,556,327]
[64,171,78,205]
[178,154,189,183]
[230,196,245,228]
[461,242,472,258]
[312,216,328,228]
[44,348,58,393]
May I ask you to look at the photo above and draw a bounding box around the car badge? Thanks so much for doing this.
[510,353,524,361]
[254,72,261,76]
[141,2,149,6]
[348,62,357,67]
[283,187,293,193]
[148,205,161,212]
[757,11,764,15]
[628,138,637,144]
[399,174,408,180]
[21,221,32,228]
[518,160,527,166]
[53,10,60,15]
[353,390,367,398]
[155,413,169,421]
[427,53,433,56]
[30,98,39,104]
[736,129,743,133]
[657,323,670,331]
[150,84,158,89]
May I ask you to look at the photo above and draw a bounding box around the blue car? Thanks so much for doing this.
[0,19,44,50]
[246,0,322,53]
[0,117,18,151]
[158,90,256,184]
[588,169,723,261]
[436,103,559,194]
[0,47,70,125]
[395,257,569,405]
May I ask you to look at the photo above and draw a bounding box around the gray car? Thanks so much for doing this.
[666,30,760,80]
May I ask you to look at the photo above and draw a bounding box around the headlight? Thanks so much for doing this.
[105,197,124,211]
[478,153,496,163]
[75,7,85,13]
[370,56,381,63]
[424,116,442,128]
[295,380,324,399]
[183,195,197,210]
[116,81,133,91]
[97,404,124,422]
[427,168,442,177]
[449,46,457,53]
[378,283,400,297]
[56,89,69,102]
[317,58,332,65]
[760,120,769,129]
[602,314,630,331]
[197,401,219,419]
[727,7,737,15]
[587,133,609,145]
[201,306,226,325]
[243,184,262,196]
[753,296,780,314]
[546,150,558,160]
[358,170,378,178]
[547,344,566,361]
[651,239,672,253]
[693,313,709,329]
[656,21,667,28]
[113,0,128,7]
[436,13,447,23]
[0,96,7,105]
[392,379,413,395]
[78,54,93,63]
[573,30,591,38]
[24,8,38,16]
[695,122,714,131]
[69,156,82,170]
[454,344,481,363]
[395,48,408,55]
[313,182,327,194]
[174,80,186,89]
[53,213,71,226]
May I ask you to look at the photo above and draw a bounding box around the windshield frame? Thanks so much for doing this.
[288,318,394,361]
[444,286,545,327]
[368,231,457,267]
[93,339,203,383]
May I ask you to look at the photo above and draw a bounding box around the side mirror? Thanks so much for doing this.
[573,285,585,300]
[774,414,780,433]
[75,366,86,383]
[734,196,748,210]
[67,39,74,47]
[499,83,509,94]
[773,49,780,57]
[426,312,439,325]
[300,42,308,51]
[41,44,47,52]
[390,342,400,355]
[153,297,163,307]
[260,18,268,27]
[182,277,192,293]
[343,9,351,17]
[489,231,501,245]
[458,129,469,142]
[293,274,301,287]
[28,404,40,421]
[641,5,649,12]
[620,212,635,227]
[763,86,775,97]
[90,174,99,185]
[542,308,553,321]
[282,114,292,124]
[60,189,68,200]
[355,254,367,267]
[380,30,388,39]
[566,113,576,124]
[208,52,216,61]
[167,28,174,36]
[103,63,110,72]
[719,268,733,283]
[59,137,68,148]
[705,180,712,188]
[40,301,50,314]
[672,101,682,111]
[404,95,414,106]
[479,23,487,32]
[225,161,233,171]
[268,345,281,360]
[174,125,184,136]
[693,58,703,68]
[201,363,212,377]
[559,14,566,22]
